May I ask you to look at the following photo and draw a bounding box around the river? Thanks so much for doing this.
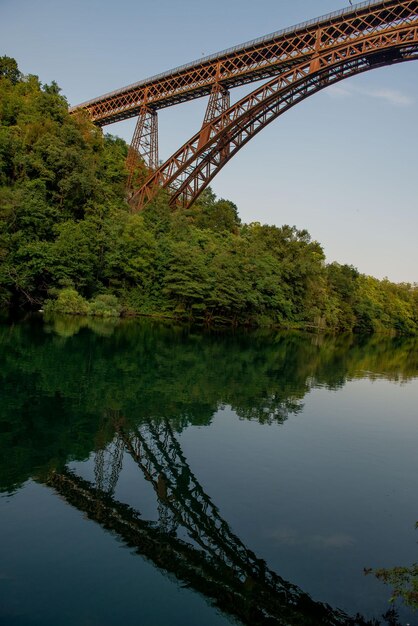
[0,315,417,625]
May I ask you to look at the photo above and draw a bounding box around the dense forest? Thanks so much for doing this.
[1,56,417,333]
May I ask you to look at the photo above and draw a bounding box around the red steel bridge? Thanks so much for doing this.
[70,0,418,210]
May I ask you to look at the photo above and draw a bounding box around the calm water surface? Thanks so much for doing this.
[0,315,417,626]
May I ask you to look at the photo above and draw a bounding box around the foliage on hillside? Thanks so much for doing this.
[1,57,417,333]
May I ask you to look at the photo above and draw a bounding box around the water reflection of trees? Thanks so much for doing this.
[1,316,417,494]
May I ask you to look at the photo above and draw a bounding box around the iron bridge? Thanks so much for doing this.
[69,0,418,210]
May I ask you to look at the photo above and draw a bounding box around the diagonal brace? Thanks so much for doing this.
[126,106,159,188]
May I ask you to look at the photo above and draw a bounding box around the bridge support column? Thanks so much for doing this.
[203,83,230,125]
[198,83,230,151]
[126,106,159,189]
[309,29,323,74]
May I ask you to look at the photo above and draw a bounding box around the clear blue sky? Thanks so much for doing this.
[1,0,417,282]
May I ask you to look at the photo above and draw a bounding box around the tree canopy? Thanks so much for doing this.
[1,57,417,333]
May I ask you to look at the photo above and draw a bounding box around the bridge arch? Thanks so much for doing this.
[130,24,418,210]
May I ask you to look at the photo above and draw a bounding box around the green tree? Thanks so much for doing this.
[0,55,21,84]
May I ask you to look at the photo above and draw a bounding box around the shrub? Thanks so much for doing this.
[44,288,89,315]
[88,294,122,317]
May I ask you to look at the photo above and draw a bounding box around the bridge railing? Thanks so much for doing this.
[70,0,392,111]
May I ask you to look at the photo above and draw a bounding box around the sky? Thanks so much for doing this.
[1,0,417,283]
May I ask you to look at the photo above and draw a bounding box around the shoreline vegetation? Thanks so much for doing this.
[1,56,417,334]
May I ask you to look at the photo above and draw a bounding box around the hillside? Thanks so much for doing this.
[0,56,417,333]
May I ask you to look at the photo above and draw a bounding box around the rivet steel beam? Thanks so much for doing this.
[130,18,418,210]
[126,106,159,189]
[202,83,230,126]
[70,1,418,126]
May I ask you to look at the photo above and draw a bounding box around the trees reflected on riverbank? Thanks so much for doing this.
[1,316,417,494]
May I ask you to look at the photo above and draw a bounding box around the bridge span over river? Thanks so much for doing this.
[70,0,418,210]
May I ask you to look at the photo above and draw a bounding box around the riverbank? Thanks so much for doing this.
[40,283,418,336]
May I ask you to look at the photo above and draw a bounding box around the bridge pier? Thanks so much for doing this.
[126,105,159,189]
[203,83,230,125]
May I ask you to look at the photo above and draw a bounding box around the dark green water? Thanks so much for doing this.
[0,315,417,626]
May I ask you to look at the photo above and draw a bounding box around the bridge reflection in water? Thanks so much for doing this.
[46,416,385,626]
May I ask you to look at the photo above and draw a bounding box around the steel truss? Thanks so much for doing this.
[125,106,159,188]
[71,1,418,125]
[69,1,418,208]
[202,83,230,126]
[130,21,418,210]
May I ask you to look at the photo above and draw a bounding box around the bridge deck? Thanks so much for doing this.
[70,0,415,125]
